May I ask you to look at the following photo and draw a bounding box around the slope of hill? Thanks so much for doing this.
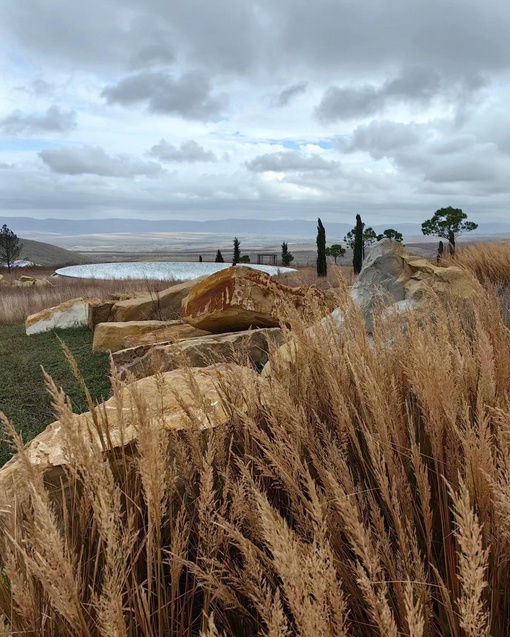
[18,238,90,267]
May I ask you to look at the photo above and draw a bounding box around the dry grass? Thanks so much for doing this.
[1,276,510,635]
[0,276,172,324]
[445,241,510,286]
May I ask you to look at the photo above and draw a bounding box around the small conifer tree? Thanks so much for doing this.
[232,237,241,265]
[0,224,23,273]
[316,218,327,277]
[281,241,294,266]
[437,240,444,263]
[353,214,364,274]
[215,249,224,263]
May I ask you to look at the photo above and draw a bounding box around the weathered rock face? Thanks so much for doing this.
[92,320,187,352]
[122,321,209,348]
[88,300,116,329]
[0,364,261,497]
[181,266,336,333]
[26,297,102,335]
[264,240,479,375]
[345,239,478,330]
[112,278,205,322]
[114,327,284,379]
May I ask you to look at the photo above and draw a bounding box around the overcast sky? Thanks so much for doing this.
[1,0,510,226]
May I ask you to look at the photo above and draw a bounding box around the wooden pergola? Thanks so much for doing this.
[257,253,278,265]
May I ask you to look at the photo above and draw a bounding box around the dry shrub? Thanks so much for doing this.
[0,277,172,324]
[446,241,510,286]
[1,284,510,635]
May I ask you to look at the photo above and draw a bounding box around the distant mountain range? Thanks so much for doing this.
[3,217,510,241]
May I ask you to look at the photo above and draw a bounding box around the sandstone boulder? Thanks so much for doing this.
[92,320,187,352]
[112,278,205,322]
[122,321,209,348]
[181,266,337,333]
[88,299,116,329]
[114,327,284,379]
[0,364,261,497]
[26,297,102,335]
[34,278,53,287]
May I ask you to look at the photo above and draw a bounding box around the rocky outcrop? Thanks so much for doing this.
[0,364,261,497]
[92,320,190,352]
[113,327,284,379]
[112,278,205,322]
[26,297,102,335]
[181,266,337,333]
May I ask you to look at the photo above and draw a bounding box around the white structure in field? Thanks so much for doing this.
[55,262,295,281]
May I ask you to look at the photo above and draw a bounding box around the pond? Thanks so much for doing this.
[55,262,296,282]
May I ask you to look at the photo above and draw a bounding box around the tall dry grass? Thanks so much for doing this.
[1,282,510,635]
[0,277,172,324]
[446,241,510,286]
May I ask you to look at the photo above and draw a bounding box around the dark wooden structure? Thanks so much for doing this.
[257,253,278,265]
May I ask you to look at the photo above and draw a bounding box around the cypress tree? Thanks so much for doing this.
[232,237,241,265]
[215,249,224,263]
[437,240,444,263]
[353,214,364,275]
[316,218,327,277]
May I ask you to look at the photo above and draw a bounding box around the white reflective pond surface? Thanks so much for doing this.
[55,262,296,281]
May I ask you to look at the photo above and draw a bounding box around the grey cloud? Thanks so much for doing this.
[0,106,76,135]
[39,146,164,178]
[316,67,448,123]
[102,71,227,120]
[342,120,423,159]
[2,0,510,80]
[423,156,503,184]
[129,44,175,69]
[148,139,217,162]
[271,81,308,107]
[246,151,339,172]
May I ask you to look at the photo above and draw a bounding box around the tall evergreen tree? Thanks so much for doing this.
[316,218,327,277]
[437,240,444,263]
[215,249,224,263]
[353,214,364,275]
[281,241,294,266]
[232,237,241,265]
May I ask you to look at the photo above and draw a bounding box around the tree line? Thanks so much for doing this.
[316,206,478,277]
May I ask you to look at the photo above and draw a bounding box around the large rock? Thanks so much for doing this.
[122,321,209,348]
[25,297,102,335]
[334,239,478,331]
[0,364,261,497]
[113,327,284,379]
[181,266,337,333]
[112,278,205,322]
[92,320,187,352]
[264,240,479,375]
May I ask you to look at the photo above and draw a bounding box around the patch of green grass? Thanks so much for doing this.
[0,324,111,466]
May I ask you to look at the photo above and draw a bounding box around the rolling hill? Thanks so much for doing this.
[18,238,90,267]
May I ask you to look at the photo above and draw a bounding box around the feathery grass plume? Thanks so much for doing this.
[449,478,490,637]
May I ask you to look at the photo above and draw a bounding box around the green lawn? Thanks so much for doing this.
[0,324,111,466]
